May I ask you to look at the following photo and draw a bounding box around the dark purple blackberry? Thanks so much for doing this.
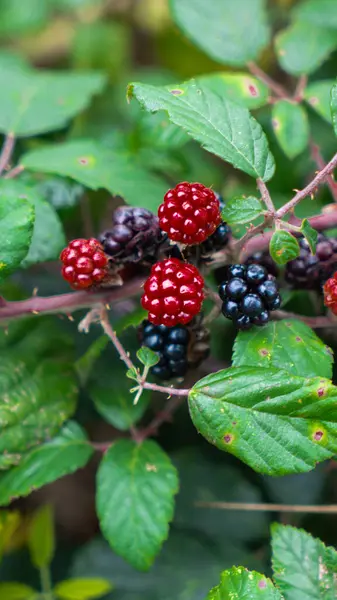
[139,318,209,381]
[245,250,279,278]
[219,263,281,330]
[99,206,165,264]
[285,233,337,290]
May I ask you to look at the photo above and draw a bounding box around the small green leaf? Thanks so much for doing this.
[222,196,263,225]
[129,81,275,181]
[0,422,92,505]
[0,69,106,136]
[170,0,270,66]
[96,439,179,570]
[188,365,337,475]
[28,504,54,569]
[232,320,333,378]
[206,566,282,600]
[330,82,337,137]
[275,21,337,75]
[301,218,318,253]
[126,367,139,381]
[304,80,334,123]
[137,346,160,368]
[272,523,337,600]
[0,510,21,560]
[0,583,37,600]
[0,180,65,267]
[272,101,309,159]
[293,0,337,29]
[54,578,113,600]
[21,140,168,210]
[196,72,269,109]
[0,196,34,284]
[270,230,300,265]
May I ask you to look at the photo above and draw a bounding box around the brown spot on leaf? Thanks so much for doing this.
[223,434,233,444]
[295,336,302,342]
[272,118,280,130]
[170,89,183,95]
[258,579,267,589]
[309,96,319,106]
[259,348,270,357]
[232,421,237,426]
[317,388,325,398]
[146,463,157,472]
[248,84,258,97]
[78,157,89,165]
[314,430,324,441]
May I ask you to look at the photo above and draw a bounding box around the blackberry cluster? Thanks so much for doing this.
[285,233,337,290]
[99,206,165,264]
[141,320,190,380]
[219,264,281,330]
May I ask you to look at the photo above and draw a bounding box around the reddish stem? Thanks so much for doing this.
[4,164,24,179]
[310,141,337,202]
[247,61,289,99]
[0,134,15,176]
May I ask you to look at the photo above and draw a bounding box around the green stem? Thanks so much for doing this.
[40,566,54,600]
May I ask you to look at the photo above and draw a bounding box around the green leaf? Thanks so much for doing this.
[0,510,21,560]
[232,320,333,378]
[0,69,106,136]
[188,365,337,475]
[129,81,275,181]
[0,583,36,600]
[222,196,263,225]
[0,0,49,36]
[206,567,282,600]
[0,180,65,267]
[272,523,337,600]
[21,140,168,210]
[304,80,335,123]
[96,439,179,570]
[28,504,54,569]
[169,0,270,66]
[197,72,269,109]
[270,230,300,265]
[137,346,160,368]
[330,82,337,137]
[0,196,34,284]
[75,336,109,387]
[301,218,318,253]
[54,578,113,600]
[272,101,309,159]
[293,0,337,29]
[0,422,93,505]
[36,177,84,210]
[275,22,337,76]
[89,358,149,431]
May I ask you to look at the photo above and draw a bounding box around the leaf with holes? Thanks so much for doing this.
[331,82,337,137]
[272,523,337,600]
[0,422,93,505]
[272,101,309,159]
[196,72,269,109]
[128,81,275,181]
[232,320,333,378]
[304,80,335,123]
[0,180,65,267]
[0,69,106,136]
[206,566,282,600]
[301,218,318,254]
[21,140,168,210]
[270,230,300,265]
[96,439,179,570]
[222,196,263,225]
[188,365,337,475]
[275,22,337,76]
[293,0,337,29]
[0,196,34,284]
[0,358,77,470]
[169,0,270,66]
[28,504,54,569]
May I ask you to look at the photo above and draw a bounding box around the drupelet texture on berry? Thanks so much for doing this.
[158,182,221,245]
[219,263,281,330]
[141,258,204,326]
[323,274,337,315]
[60,238,108,289]
[99,205,165,264]
[285,233,337,289]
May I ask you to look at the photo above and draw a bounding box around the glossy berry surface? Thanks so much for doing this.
[219,263,281,330]
[324,274,337,315]
[158,182,221,245]
[245,250,279,278]
[99,206,164,264]
[141,258,204,326]
[285,233,337,289]
[60,238,108,289]
[141,321,190,381]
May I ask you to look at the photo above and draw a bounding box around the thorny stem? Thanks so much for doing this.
[247,61,289,99]
[195,501,337,514]
[0,134,15,176]
[310,141,337,202]
[257,178,275,213]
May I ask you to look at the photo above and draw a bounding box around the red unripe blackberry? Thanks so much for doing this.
[324,274,337,315]
[141,258,204,326]
[158,182,221,245]
[60,238,108,289]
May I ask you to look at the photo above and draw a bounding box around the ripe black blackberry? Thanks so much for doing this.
[99,206,165,264]
[219,263,281,330]
[245,250,279,278]
[285,233,337,290]
[140,318,209,381]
